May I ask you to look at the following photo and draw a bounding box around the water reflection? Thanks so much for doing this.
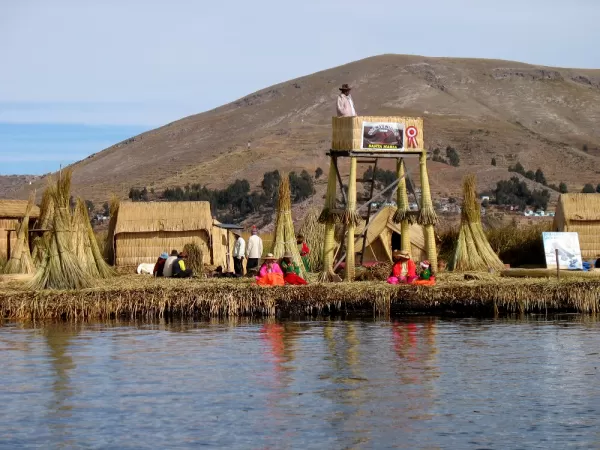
[1,316,600,449]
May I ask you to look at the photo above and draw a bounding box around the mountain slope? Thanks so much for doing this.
[8,54,600,202]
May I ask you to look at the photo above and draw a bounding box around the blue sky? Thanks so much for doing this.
[1,0,599,175]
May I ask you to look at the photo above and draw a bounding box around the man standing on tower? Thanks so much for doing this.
[336,84,357,117]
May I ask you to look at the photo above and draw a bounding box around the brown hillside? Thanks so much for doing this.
[7,54,600,203]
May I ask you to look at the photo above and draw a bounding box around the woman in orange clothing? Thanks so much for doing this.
[387,250,417,284]
[256,253,285,286]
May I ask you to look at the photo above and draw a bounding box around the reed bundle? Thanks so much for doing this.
[271,173,306,277]
[3,192,35,275]
[298,208,325,272]
[74,198,115,278]
[416,153,438,271]
[32,187,54,264]
[29,170,93,290]
[344,158,358,280]
[393,158,413,255]
[319,159,341,282]
[451,175,505,272]
[103,195,120,265]
[183,242,203,275]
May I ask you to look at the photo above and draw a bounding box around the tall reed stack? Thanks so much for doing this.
[73,198,114,278]
[417,152,438,272]
[393,158,413,255]
[319,160,341,281]
[32,189,54,264]
[298,208,325,272]
[451,174,505,272]
[2,192,35,275]
[271,173,306,277]
[344,157,359,280]
[29,170,93,290]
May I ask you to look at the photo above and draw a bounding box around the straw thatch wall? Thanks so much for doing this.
[113,201,234,268]
[331,116,424,151]
[0,200,40,260]
[553,194,600,258]
[355,206,427,263]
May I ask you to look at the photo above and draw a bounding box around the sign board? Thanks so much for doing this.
[362,121,405,150]
[542,232,583,270]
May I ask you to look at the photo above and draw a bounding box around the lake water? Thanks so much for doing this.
[1,316,599,449]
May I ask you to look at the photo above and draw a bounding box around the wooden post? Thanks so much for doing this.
[345,157,358,281]
[555,249,560,280]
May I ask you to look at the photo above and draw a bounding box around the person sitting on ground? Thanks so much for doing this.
[153,252,169,277]
[387,250,417,285]
[297,235,311,272]
[172,251,193,278]
[163,250,179,278]
[595,258,600,269]
[256,253,285,286]
[419,260,433,281]
[281,252,308,285]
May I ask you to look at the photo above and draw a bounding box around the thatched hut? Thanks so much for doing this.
[112,201,234,268]
[0,200,41,260]
[355,206,427,263]
[553,193,600,259]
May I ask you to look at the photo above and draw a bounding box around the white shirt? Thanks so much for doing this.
[163,256,178,277]
[233,236,246,258]
[246,235,263,259]
[347,95,356,116]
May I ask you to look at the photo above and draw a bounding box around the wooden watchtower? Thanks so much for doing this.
[319,116,438,281]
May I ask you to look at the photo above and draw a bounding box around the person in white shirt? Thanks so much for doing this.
[233,231,246,276]
[162,250,179,278]
[246,226,263,273]
[336,84,357,117]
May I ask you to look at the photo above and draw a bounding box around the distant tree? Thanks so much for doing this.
[289,170,315,202]
[315,167,323,179]
[491,158,497,166]
[448,197,457,204]
[525,170,535,180]
[510,162,525,175]
[433,148,441,157]
[85,200,95,213]
[102,202,110,216]
[140,187,149,202]
[482,198,490,208]
[150,188,155,194]
[582,183,595,193]
[261,170,281,203]
[559,182,568,194]
[596,184,600,193]
[494,176,550,210]
[583,144,589,153]
[446,146,460,167]
[534,169,547,185]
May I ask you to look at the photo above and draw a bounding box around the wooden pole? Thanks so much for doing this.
[345,157,357,281]
[555,248,560,280]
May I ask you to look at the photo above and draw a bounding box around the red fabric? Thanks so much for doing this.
[256,273,285,286]
[392,260,416,278]
[413,276,436,286]
[284,273,307,285]
[300,242,310,256]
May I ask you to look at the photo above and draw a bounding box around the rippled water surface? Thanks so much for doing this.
[2,316,600,449]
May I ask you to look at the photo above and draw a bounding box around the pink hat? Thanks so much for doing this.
[420,260,430,268]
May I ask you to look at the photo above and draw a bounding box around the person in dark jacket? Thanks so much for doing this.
[172,251,193,278]
[153,252,169,277]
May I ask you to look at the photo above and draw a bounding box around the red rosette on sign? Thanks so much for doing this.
[406,126,418,148]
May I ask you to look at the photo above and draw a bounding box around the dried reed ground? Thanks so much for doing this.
[2,273,600,320]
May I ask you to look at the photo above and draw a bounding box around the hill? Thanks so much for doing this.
[5,54,600,205]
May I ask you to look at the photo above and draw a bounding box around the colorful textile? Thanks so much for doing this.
[256,273,285,286]
[284,273,307,285]
[258,263,283,277]
[281,260,301,276]
[387,275,418,285]
[392,259,417,279]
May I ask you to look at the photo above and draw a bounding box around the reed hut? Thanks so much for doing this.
[0,200,41,261]
[356,206,427,264]
[553,193,600,259]
[112,201,234,268]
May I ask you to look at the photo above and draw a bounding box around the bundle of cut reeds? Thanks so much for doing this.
[271,173,306,278]
[73,198,114,278]
[183,242,203,276]
[3,192,36,275]
[29,170,93,290]
[417,152,438,272]
[298,208,325,272]
[451,174,505,272]
[32,187,54,264]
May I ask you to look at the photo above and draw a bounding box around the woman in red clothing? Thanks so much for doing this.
[280,252,308,285]
[387,250,417,284]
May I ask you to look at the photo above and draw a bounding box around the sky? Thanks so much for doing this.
[1,0,599,175]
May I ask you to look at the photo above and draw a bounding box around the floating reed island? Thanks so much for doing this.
[2,273,600,321]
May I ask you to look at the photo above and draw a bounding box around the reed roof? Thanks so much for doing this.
[556,194,600,224]
[114,201,214,235]
[0,200,40,220]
